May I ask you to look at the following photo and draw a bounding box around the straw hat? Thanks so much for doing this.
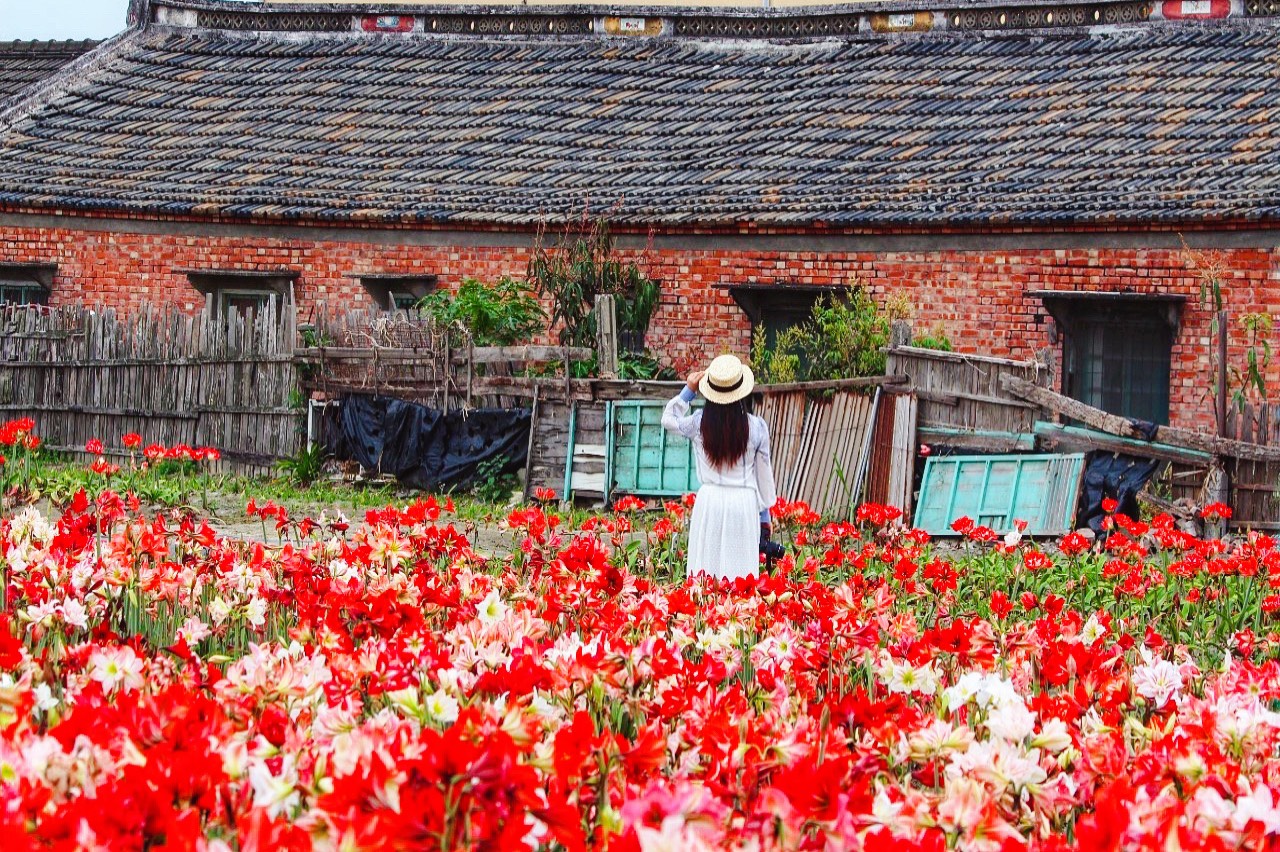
[698,354,755,405]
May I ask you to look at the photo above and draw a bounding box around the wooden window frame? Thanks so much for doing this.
[0,263,55,307]
[1033,291,1183,426]
[182,269,297,321]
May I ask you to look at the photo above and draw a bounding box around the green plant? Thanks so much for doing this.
[299,326,333,348]
[618,350,677,381]
[1183,237,1274,420]
[1233,311,1272,413]
[471,455,517,504]
[417,277,546,347]
[528,218,661,352]
[912,323,953,352]
[752,291,890,383]
[277,444,328,486]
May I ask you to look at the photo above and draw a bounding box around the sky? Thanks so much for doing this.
[0,0,133,40]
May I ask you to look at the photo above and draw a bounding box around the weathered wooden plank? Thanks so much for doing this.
[1002,374,1280,463]
[917,426,1036,453]
[755,375,907,394]
[1033,422,1213,466]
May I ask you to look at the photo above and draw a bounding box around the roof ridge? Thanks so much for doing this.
[0,30,144,132]
[0,40,103,53]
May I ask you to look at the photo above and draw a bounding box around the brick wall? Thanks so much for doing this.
[4,220,1277,431]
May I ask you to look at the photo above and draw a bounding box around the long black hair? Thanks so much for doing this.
[700,399,749,469]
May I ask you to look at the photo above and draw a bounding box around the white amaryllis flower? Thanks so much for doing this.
[208,596,233,627]
[476,589,509,627]
[986,699,1037,743]
[1029,718,1073,753]
[1233,782,1280,835]
[245,595,268,629]
[880,657,939,696]
[944,672,1021,713]
[1133,653,1183,709]
[32,683,58,712]
[89,647,144,694]
[59,598,88,631]
[909,720,974,761]
[248,754,301,819]
[423,688,460,725]
[1079,614,1108,645]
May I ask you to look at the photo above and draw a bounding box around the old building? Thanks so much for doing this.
[1,0,1278,430]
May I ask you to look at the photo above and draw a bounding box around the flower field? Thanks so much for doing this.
[4,432,1280,848]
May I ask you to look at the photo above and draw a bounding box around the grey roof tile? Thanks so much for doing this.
[0,24,1278,227]
[0,40,101,102]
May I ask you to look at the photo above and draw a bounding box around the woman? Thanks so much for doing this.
[662,354,777,580]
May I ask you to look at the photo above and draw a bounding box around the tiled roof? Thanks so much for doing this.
[0,40,101,102]
[0,18,1278,227]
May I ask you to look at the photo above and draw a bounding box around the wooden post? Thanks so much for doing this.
[1217,309,1229,437]
[595,294,619,379]
[889,319,912,350]
[522,385,540,501]
[466,340,474,410]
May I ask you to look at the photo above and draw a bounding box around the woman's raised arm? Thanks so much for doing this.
[754,420,778,519]
[662,371,704,440]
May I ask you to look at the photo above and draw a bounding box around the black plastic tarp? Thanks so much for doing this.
[326,394,531,491]
[1078,452,1163,534]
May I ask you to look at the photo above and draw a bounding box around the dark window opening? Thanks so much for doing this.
[354,275,438,313]
[728,283,853,351]
[1034,291,1183,426]
[0,263,55,307]
[219,288,278,320]
[182,270,296,322]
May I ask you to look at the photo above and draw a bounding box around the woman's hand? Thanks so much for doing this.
[686,371,705,393]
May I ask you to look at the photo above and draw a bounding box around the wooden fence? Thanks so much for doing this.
[0,304,301,471]
[756,385,879,518]
[886,345,1047,451]
[1224,403,1280,528]
[296,308,594,411]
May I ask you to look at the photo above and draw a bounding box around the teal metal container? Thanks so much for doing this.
[913,453,1086,536]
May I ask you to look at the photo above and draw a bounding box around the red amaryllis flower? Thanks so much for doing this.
[1202,502,1232,521]
[613,495,646,513]
[1060,531,1091,556]
[85,438,104,455]
[1023,550,1053,572]
[122,432,142,449]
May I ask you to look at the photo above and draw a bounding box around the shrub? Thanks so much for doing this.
[912,322,953,352]
[417,277,545,347]
[752,291,889,383]
[528,218,661,352]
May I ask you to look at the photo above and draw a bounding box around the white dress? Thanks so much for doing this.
[661,394,778,580]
